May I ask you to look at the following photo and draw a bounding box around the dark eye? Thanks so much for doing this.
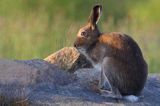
[81,31,88,37]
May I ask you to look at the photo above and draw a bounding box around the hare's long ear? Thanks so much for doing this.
[88,5,102,27]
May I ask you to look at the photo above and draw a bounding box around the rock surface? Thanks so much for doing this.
[0,59,159,106]
[0,47,160,106]
[44,47,92,72]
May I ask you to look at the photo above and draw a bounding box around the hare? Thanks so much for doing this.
[74,5,148,102]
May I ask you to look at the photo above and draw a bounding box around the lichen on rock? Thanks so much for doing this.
[44,47,92,72]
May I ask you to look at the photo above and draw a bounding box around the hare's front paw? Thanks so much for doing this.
[89,80,102,94]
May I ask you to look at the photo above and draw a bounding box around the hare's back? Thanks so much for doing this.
[99,32,145,64]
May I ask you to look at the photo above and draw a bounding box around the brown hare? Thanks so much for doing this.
[74,5,148,102]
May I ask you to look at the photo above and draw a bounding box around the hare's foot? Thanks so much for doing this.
[101,89,121,102]
[89,80,102,94]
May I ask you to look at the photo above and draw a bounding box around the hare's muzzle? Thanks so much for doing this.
[74,36,88,49]
[74,38,81,48]
[74,41,78,48]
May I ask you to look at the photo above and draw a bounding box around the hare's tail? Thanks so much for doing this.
[123,95,139,102]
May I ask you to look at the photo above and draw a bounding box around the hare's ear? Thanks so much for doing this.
[88,5,102,26]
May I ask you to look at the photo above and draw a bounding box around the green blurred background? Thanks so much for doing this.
[0,0,159,73]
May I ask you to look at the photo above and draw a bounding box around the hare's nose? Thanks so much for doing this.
[74,41,80,48]
[74,42,78,48]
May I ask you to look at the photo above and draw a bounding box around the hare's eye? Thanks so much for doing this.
[81,31,88,37]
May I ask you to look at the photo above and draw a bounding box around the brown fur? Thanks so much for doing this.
[74,5,148,97]
[99,32,147,96]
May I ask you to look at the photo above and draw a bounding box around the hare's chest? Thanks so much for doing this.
[79,49,92,62]
[94,63,102,71]
[79,48,103,71]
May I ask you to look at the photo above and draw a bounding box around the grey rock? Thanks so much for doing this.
[0,59,159,106]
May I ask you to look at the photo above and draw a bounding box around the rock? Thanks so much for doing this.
[0,59,76,105]
[44,47,92,72]
[0,59,160,106]
[0,59,37,85]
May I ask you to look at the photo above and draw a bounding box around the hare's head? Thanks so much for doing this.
[74,5,102,51]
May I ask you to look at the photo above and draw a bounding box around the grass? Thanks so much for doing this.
[0,0,159,73]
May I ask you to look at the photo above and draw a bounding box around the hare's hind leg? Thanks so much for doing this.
[101,57,122,98]
[100,70,121,99]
